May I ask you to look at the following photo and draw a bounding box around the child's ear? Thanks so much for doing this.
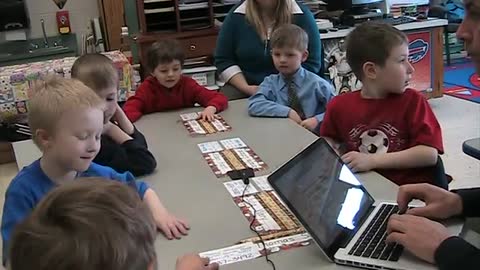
[35,129,52,150]
[362,61,377,79]
[301,50,309,62]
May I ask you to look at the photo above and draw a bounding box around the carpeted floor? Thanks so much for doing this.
[444,60,480,104]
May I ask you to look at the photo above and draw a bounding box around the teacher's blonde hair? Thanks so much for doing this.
[245,0,292,39]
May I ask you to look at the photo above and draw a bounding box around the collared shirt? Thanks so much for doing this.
[248,67,335,124]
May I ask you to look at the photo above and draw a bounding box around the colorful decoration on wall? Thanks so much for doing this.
[0,51,135,124]
[323,31,433,95]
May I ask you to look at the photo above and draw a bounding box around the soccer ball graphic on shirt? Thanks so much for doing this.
[359,129,389,154]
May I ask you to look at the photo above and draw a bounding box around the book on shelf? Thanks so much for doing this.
[178,2,209,10]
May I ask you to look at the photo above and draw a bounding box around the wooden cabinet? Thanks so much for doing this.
[136,28,218,71]
[180,34,218,58]
[98,0,126,50]
[137,0,214,33]
[132,0,219,71]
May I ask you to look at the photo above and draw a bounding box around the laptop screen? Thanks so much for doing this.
[268,138,375,261]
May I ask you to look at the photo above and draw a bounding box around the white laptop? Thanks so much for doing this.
[268,138,463,270]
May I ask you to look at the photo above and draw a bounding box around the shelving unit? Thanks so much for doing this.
[141,0,178,33]
[212,1,236,23]
[137,0,215,33]
[131,0,220,72]
[123,0,239,81]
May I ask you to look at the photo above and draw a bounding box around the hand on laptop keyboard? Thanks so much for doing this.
[396,184,463,219]
[348,204,404,261]
[386,213,453,264]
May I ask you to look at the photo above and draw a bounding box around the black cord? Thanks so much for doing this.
[241,180,276,270]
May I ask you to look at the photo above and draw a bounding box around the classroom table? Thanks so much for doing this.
[12,99,471,269]
[12,139,41,170]
[134,99,400,270]
[463,138,480,160]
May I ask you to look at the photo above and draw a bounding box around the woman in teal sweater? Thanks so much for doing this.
[215,0,322,98]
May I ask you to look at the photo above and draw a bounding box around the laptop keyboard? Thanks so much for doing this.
[348,204,404,261]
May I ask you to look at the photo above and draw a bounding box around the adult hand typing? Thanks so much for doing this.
[395,183,463,219]
[385,183,463,264]
[386,214,452,263]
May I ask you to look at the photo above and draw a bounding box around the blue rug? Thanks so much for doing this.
[444,63,480,90]
[443,60,480,104]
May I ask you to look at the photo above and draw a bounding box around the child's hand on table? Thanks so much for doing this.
[199,106,219,122]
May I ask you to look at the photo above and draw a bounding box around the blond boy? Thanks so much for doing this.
[1,77,188,264]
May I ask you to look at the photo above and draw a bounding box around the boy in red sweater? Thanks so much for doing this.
[123,40,228,122]
[320,22,444,187]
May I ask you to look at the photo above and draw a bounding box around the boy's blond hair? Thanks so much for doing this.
[270,24,308,51]
[71,53,119,92]
[28,76,104,147]
[10,177,156,270]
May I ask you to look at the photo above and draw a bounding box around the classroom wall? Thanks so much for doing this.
[0,0,99,49]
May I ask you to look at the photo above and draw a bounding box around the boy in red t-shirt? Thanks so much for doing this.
[320,22,444,187]
[123,39,228,122]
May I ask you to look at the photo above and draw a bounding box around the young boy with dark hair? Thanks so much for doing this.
[123,39,228,123]
[320,22,444,186]
[248,24,334,132]
[71,53,157,176]
[9,178,219,270]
